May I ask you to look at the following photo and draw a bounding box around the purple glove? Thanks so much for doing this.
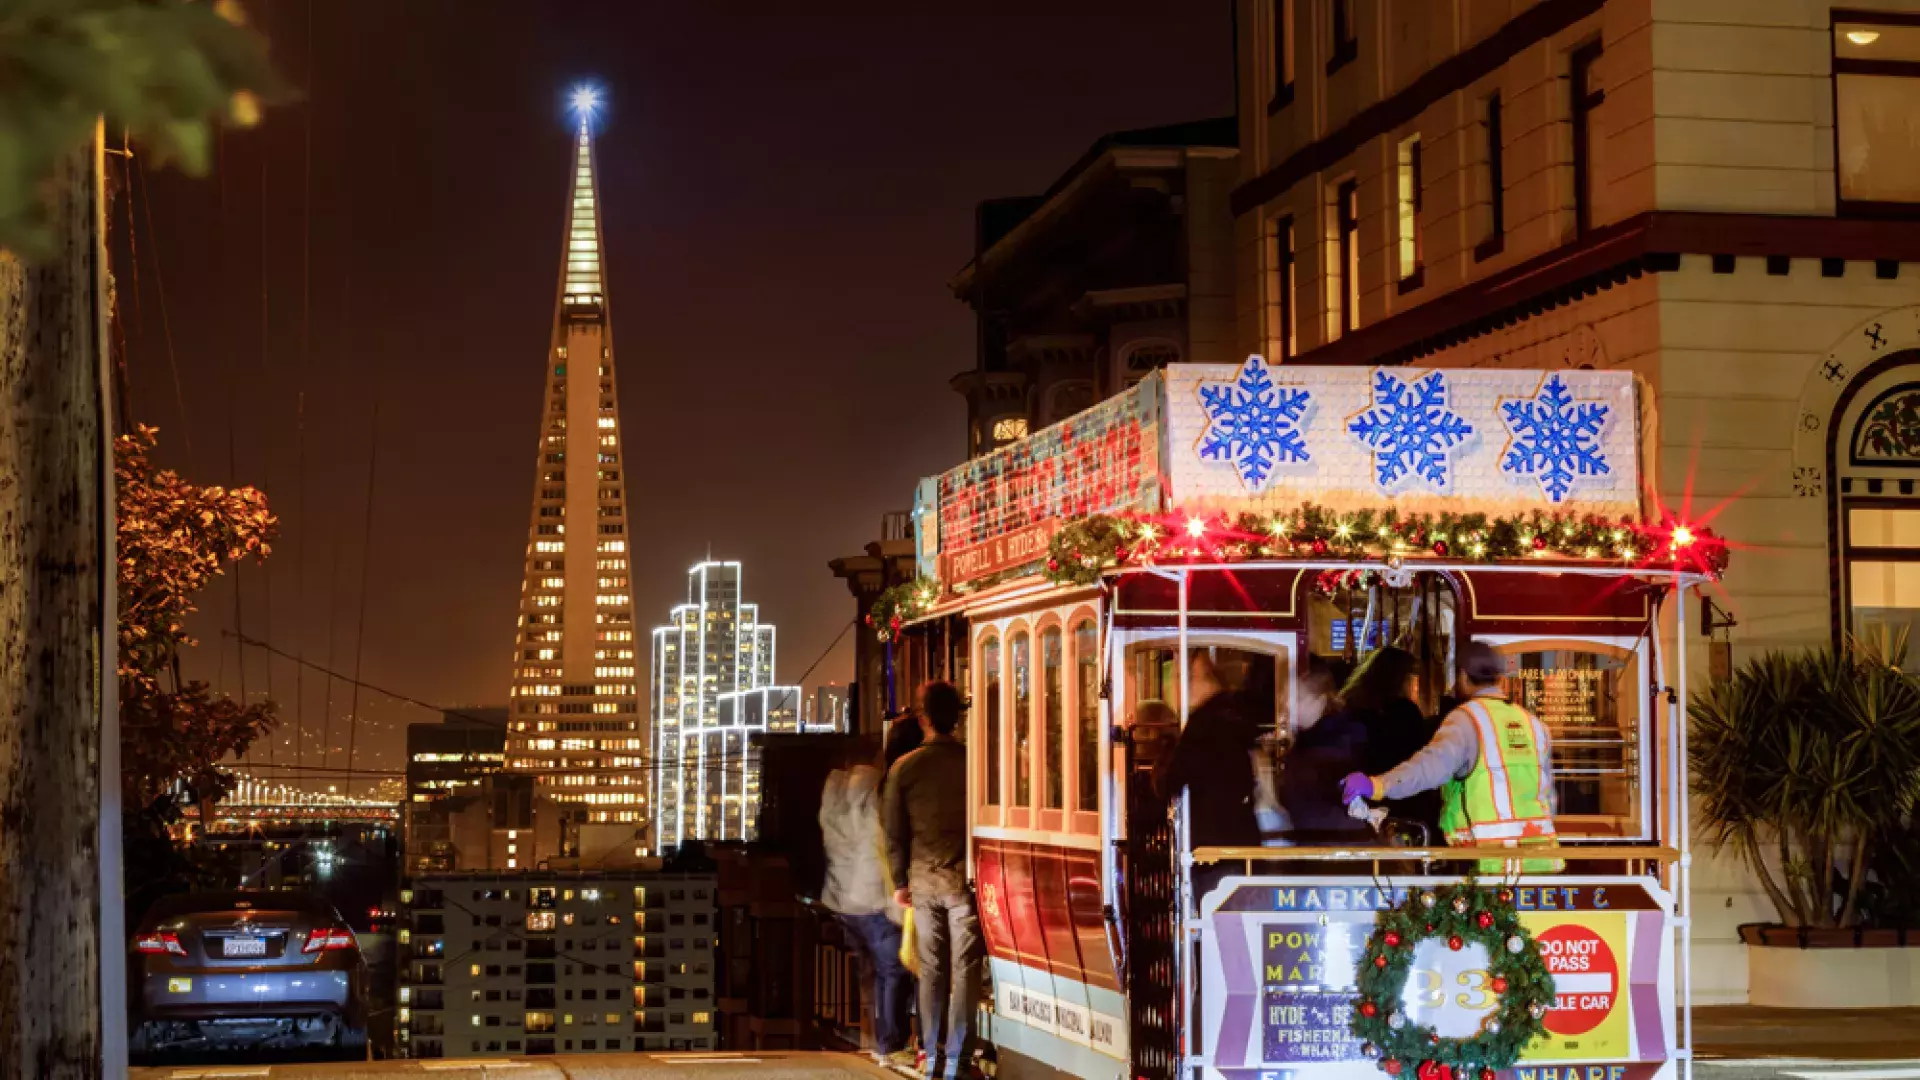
[1340,772,1376,805]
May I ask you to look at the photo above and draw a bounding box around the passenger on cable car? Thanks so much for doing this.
[1340,646,1444,842]
[1340,641,1563,871]
[1273,660,1372,844]
[1154,650,1262,852]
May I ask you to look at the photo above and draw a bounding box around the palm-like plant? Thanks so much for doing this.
[1690,629,1920,928]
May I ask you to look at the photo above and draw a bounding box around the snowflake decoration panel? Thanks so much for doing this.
[1164,364,1639,518]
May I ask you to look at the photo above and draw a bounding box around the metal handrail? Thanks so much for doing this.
[1191,843,1679,865]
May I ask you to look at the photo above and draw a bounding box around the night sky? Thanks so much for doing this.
[118,1,1232,782]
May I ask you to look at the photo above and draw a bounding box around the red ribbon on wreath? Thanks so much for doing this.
[1417,1060,1454,1080]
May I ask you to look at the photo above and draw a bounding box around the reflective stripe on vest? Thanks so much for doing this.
[1441,698,1557,847]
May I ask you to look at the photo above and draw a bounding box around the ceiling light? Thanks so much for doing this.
[1847,29,1881,45]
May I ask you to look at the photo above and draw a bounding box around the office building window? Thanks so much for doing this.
[1478,93,1506,258]
[1835,17,1920,211]
[1274,217,1295,360]
[1570,42,1604,236]
[1335,179,1360,335]
[1270,0,1295,108]
[1330,0,1357,71]
[1396,135,1423,289]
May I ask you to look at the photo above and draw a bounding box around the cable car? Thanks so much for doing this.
[883,359,1717,1080]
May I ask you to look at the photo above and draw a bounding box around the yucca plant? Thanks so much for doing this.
[1690,629,1920,928]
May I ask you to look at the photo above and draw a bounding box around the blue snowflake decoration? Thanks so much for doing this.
[1499,373,1612,503]
[1196,356,1312,490]
[1347,369,1475,492]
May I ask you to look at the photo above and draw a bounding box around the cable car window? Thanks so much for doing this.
[1011,632,1033,807]
[1495,643,1645,840]
[1042,628,1064,810]
[1074,620,1099,811]
[981,635,1001,807]
[1306,570,1457,714]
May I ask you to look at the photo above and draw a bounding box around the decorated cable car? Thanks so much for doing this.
[877,357,1722,1080]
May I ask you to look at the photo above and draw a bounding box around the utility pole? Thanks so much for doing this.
[0,119,123,1079]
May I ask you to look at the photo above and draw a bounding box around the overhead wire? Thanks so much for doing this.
[133,153,193,462]
[291,0,315,773]
[344,399,380,795]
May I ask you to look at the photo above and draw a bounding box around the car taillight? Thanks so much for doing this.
[134,932,186,956]
[302,928,355,954]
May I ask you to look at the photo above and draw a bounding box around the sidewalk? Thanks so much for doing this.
[1697,1006,1920,1060]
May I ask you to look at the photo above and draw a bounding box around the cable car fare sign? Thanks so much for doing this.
[930,375,1162,585]
[1198,878,1675,1080]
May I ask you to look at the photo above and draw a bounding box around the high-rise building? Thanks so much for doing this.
[504,98,648,844]
[651,562,804,850]
[404,708,506,876]
[803,684,849,731]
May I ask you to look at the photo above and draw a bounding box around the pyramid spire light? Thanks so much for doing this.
[569,84,602,121]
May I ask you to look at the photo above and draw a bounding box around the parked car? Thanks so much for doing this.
[129,889,367,1057]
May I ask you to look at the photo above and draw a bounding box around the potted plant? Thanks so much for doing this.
[1690,630,1920,1006]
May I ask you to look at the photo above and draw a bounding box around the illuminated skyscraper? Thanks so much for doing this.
[504,92,649,846]
[652,562,817,849]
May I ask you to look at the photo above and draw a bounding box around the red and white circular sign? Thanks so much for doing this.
[1533,924,1619,1036]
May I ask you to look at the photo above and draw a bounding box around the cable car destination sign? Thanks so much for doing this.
[917,360,1643,586]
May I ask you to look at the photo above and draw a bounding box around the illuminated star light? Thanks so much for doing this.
[569,84,604,125]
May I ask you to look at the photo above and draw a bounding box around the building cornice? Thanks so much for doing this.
[1291,211,1920,368]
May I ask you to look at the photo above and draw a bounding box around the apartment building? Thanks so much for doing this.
[396,870,718,1058]
[1231,0,1920,1001]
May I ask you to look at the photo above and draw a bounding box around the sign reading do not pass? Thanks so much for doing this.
[1535,923,1620,1036]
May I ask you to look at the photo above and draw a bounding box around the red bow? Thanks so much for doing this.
[1417,1061,1453,1080]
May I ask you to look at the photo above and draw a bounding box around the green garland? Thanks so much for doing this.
[1350,882,1556,1079]
[866,576,940,642]
[1043,502,1729,587]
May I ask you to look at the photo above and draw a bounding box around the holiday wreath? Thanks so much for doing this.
[1350,882,1557,1080]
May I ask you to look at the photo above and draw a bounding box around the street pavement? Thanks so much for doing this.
[1699,1058,1920,1080]
[129,1049,894,1080]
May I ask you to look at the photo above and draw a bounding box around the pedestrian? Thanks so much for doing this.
[1340,641,1562,872]
[1340,646,1442,841]
[884,681,984,1080]
[820,742,913,1067]
[884,709,925,773]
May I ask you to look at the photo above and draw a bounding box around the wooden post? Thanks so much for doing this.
[0,122,118,1079]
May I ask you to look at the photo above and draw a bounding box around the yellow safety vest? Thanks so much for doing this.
[1437,697,1563,873]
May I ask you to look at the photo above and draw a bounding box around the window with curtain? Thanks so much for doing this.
[1835,19,1920,211]
[981,636,1001,805]
[1074,621,1099,812]
[1011,632,1032,807]
[1041,629,1064,810]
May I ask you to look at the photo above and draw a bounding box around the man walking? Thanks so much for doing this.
[885,681,982,1080]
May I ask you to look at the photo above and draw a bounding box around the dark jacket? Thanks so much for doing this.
[883,735,968,897]
[1276,710,1372,840]
[1358,697,1443,839]
[1155,690,1262,849]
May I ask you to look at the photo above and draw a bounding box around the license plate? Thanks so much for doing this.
[222,936,267,957]
[167,977,192,993]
